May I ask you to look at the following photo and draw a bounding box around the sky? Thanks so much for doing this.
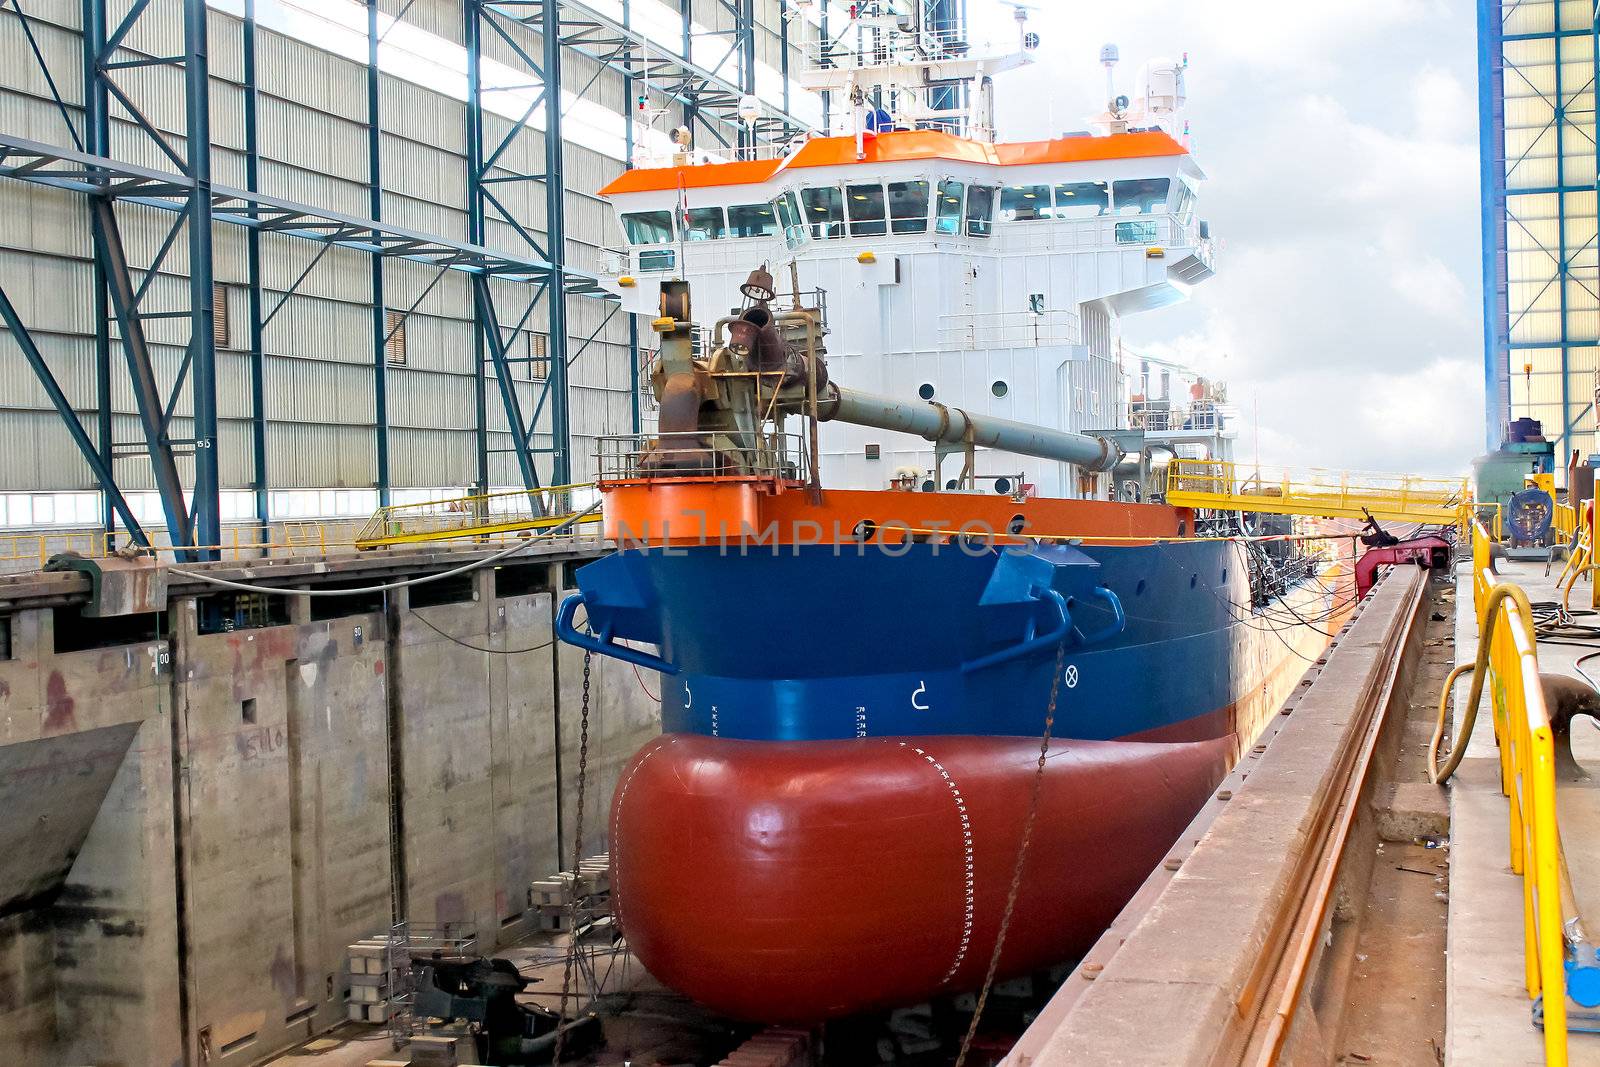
[981,0,1482,476]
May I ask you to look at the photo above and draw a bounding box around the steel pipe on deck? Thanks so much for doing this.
[822,386,1123,473]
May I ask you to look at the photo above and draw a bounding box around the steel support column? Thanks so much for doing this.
[367,0,391,505]
[542,0,572,484]
[464,5,492,494]
[184,0,221,556]
[82,0,115,542]
[624,0,643,434]
[244,0,269,531]
[1479,0,1509,452]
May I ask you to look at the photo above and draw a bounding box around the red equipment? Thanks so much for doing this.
[1354,536,1451,601]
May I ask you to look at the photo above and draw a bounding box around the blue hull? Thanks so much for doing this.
[566,539,1288,743]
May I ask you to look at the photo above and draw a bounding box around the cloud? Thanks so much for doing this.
[983,1,1482,474]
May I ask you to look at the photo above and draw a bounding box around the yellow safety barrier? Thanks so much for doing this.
[1165,459,1471,526]
[1433,521,1569,1063]
[354,484,600,549]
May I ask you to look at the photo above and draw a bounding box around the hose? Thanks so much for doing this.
[1430,582,1538,784]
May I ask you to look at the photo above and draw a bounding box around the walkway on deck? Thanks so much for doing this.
[1450,556,1600,1066]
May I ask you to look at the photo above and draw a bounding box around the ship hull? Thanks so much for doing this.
[570,537,1346,1021]
[612,731,1233,1022]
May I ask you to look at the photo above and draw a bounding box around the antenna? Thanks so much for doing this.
[1099,43,1122,117]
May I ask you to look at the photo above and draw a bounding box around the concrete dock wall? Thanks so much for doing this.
[0,553,658,1067]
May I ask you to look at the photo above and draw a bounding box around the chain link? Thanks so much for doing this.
[954,639,1067,1067]
[553,648,593,1065]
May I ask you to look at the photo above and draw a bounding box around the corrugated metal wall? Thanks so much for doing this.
[0,0,797,497]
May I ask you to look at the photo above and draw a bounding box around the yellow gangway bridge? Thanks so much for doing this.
[1164,458,1472,527]
[354,484,601,549]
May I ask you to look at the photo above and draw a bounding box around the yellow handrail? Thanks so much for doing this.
[1432,520,1568,1063]
[354,484,599,548]
[1164,459,1471,526]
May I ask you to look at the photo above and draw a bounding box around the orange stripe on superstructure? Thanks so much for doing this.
[783,129,997,168]
[599,157,784,196]
[600,129,1189,196]
[992,129,1187,165]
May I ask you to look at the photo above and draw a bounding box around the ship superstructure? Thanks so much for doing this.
[596,5,1215,499]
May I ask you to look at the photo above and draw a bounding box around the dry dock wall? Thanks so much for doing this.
[0,553,657,1067]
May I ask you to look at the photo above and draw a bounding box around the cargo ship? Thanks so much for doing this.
[555,6,1347,1023]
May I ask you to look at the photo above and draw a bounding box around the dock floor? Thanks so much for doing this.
[1449,556,1600,1065]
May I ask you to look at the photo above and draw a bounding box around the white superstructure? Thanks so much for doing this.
[598,5,1218,499]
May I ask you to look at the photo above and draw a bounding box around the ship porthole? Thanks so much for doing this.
[919,382,937,401]
[1136,579,1147,596]
[854,520,878,542]
[945,479,960,490]
[1190,574,1198,588]
[921,479,936,492]
[994,476,1012,494]
[991,380,1009,398]
[1007,513,1026,535]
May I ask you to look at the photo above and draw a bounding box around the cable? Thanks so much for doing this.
[405,608,556,655]
[165,501,601,597]
[632,661,661,702]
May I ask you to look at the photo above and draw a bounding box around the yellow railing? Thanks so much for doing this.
[1165,459,1471,526]
[1469,520,1569,1062]
[354,484,600,549]
[1555,502,1579,542]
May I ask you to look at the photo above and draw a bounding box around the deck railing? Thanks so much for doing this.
[353,485,600,549]
[1469,520,1570,1063]
[1165,460,1471,526]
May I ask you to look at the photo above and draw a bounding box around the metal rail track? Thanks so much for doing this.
[1223,565,1429,1067]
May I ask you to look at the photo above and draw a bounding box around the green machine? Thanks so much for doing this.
[1476,417,1557,516]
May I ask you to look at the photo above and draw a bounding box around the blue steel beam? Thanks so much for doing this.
[542,0,571,484]
[89,197,195,551]
[183,0,221,556]
[367,0,391,506]
[466,2,493,495]
[0,285,151,547]
[81,0,115,542]
[245,0,273,537]
[1479,0,1509,452]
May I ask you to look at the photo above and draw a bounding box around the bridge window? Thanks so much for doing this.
[683,206,726,240]
[728,203,778,238]
[847,183,888,237]
[1172,180,1196,223]
[888,180,929,234]
[773,191,805,244]
[621,209,673,244]
[935,179,965,235]
[637,248,676,271]
[802,185,845,239]
[1054,181,1108,219]
[966,185,996,237]
[1112,177,1171,214]
[999,183,1052,222]
[1114,220,1159,244]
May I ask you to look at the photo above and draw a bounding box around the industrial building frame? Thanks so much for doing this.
[0,0,810,558]
[1479,0,1600,459]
